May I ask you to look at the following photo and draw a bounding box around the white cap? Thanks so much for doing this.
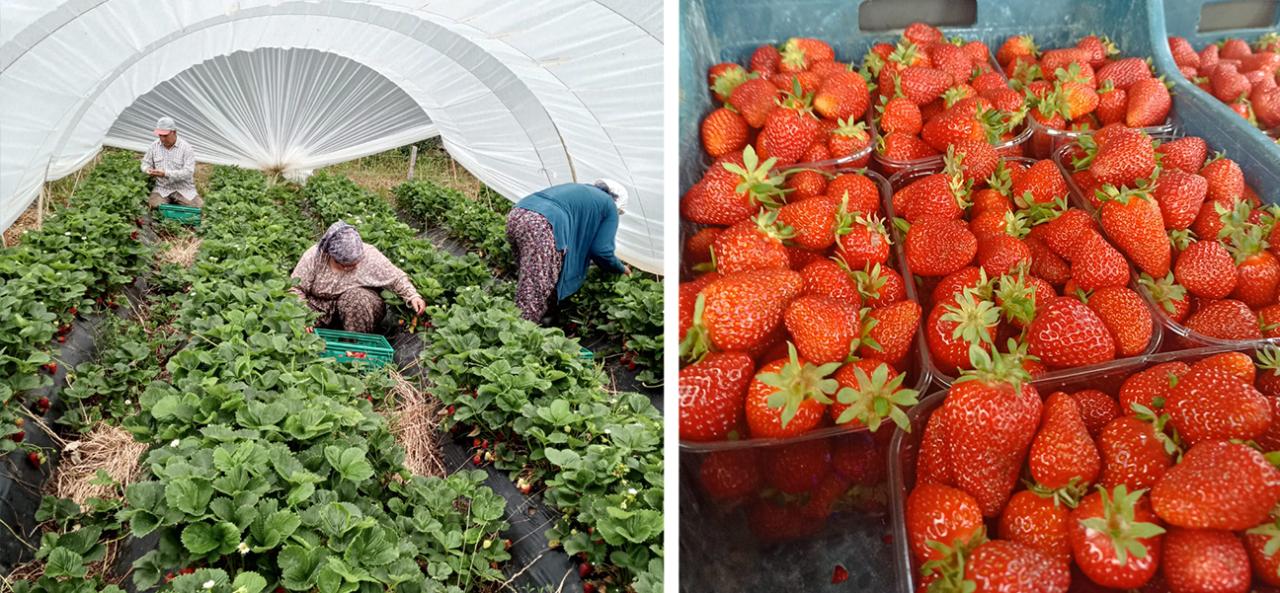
[593,178,629,214]
[154,116,176,136]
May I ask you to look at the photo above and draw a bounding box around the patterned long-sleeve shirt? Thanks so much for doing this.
[289,244,422,303]
[141,137,198,199]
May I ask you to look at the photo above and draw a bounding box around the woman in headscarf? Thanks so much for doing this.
[289,221,426,333]
[505,178,632,323]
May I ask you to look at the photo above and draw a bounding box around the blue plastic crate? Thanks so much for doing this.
[1154,0,1280,193]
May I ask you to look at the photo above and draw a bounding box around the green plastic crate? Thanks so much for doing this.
[315,328,394,367]
[578,347,594,361]
[157,204,201,226]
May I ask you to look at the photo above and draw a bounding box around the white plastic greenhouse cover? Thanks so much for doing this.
[0,0,664,273]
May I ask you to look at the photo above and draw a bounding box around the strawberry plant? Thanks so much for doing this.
[560,268,665,385]
[394,179,514,273]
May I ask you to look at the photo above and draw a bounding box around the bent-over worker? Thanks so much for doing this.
[141,116,202,208]
[290,221,427,333]
[505,179,631,323]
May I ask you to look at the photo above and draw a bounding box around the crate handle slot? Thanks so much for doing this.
[857,0,976,32]
[1197,0,1278,32]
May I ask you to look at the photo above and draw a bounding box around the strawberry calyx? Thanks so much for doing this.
[994,272,1039,327]
[921,528,988,593]
[849,261,888,301]
[976,107,1016,145]
[1255,345,1280,376]
[833,117,870,141]
[778,76,816,114]
[752,209,796,243]
[723,145,788,208]
[984,160,1014,197]
[1079,484,1167,567]
[1247,514,1280,558]
[888,40,922,68]
[758,343,840,428]
[942,87,970,109]
[832,361,919,432]
[1216,200,1254,242]
[1094,182,1152,206]
[780,38,810,71]
[942,288,1000,347]
[1002,209,1032,239]
[679,293,712,363]
[712,65,754,101]
[1129,402,1181,456]
[956,338,1034,392]
[1070,134,1099,171]
[856,306,883,354]
[1026,477,1087,510]
[1167,229,1194,251]
[862,49,887,78]
[1226,224,1269,265]
[1137,272,1188,316]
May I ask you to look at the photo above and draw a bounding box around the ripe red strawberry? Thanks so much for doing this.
[749,44,782,75]
[896,66,952,105]
[826,173,880,213]
[949,140,998,185]
[1210,63,1251,103]
[920,110,986,152]
[879,96,923,135]
[1040,208,1098,261]
[762,438,831,494]
[813,70,870,121]
[1195,351,1256,382]
[682,153,769,226]
[926,294,998,375]
[1090,130,1156,187]
[799,258,860,305]
[1174,240,1237,299]
[686,268,804,354]
[898,172,966,222]
[1156,136,1209,174]
[1125,78,1172,127]
[786,245,824,270]
[701,108,749,158]
[780,37,835,72]
[905,483,986,566]
[853,262,907,307]
[744,345,838,438]
[27,451,42,468]
[997,489,1072,565]
[1028,296,1116,369]
[1118,361,1190,414]
[1201,156,1245,204]
[1025,235,1073,286]
[961,540,1071,593]
[1072,389,1122,439]
[997,35,1038,69]
[858,300,921,364]
[1010,159,1068,205]
[1097,185,1170,277]
[728,78,780,128]
[1163,528,1251,593]
[828,118,871,162]
[903,22,943,46]
[976,234,1030,277]
[944,351,1042,517]
[1096,84,1128,125]
[712,212,792,274]
[760,107,821,165]
[1245,517,1280,587]
[1097,57,1154,90]
[708,62,750,102]
[879,131,939,162]
[1233,244,1280,309]
[679,352,754,442]
[1138,272,1192,323]
[1184,298,1262,342]
[834,211,891,269]
[678,273,720,342]
[1166,365,1270,445]
[916,405,954,486]
[828,359,916,430]
[1168,37,1200,69]
[1085,286,1153,357]
[832,432,886,484]
[778,198,836,252]
[1151,440,1280,530]
[1151,169,1207,230]
[770,71,822,95]
[683,228,722,269]
[1069,485,1165,589]
[905,217,977,277]
[1030,391,1102,489]
[783,295,860,364]
[783,168,827,200]
[697,449,762,501]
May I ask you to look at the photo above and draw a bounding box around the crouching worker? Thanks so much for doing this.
[506,179,631,323]
[290,221,427,333]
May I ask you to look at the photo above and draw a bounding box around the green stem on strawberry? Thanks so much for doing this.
[831,363,918,432]
[955,339,1035,392]
[758,343,840,428]
[1078,485,1167,566]
[943,288,1001,346]
[1137,272,1188,316]
[993,272,1039,327]
[679,293,712,364]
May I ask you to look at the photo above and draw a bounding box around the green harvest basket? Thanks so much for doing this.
[315,328,394,367]
[156,204,201,226]
[578,347,594,361]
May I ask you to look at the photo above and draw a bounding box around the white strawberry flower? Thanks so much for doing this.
[202,580,215,590]
[238,541,250,555]
[170,439,180,447]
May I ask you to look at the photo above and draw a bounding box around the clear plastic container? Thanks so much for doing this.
[1051,135,1271,350]
[887,341,1274,593]
[885,157,1163,387]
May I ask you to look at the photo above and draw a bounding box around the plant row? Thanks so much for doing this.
[19,167,514,593]
[1,150,151,452]
[395,177,665,386]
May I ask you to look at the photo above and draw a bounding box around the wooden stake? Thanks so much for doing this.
[407,145,418,180]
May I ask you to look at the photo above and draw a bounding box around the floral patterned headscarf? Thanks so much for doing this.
[318,220,364,265]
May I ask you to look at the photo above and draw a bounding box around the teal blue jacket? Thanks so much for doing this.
[514,183,627,300]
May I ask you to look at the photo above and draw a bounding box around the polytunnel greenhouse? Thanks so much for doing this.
[0,2,665,593]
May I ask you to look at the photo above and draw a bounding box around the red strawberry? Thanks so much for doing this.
[1151,440,1280,530]
[1232,244,1280,309]
[926,293,998,375]
[1040,209,1098,261]
[1125,78,1171,127]
[1151,169,1207,230]
[826,173,880,213]
[1201,157,1245,204]
[1097,185,1171,277]
[701,108,749,158]
[685,268,804,354]
[1118,361,1190,414]
[916,405,954,486]
[1098,415,1175,492]
[920,109,986,152]
[679,352,754,442]
[799,258,860,305]
[1162,528,1251,593]
[997,35,1039,69]
[1185,299,1263,344]
[998,489,1072,564]
[780,37,835,72]
[834,211,891,269]
[828,118,871,162]
[944,350,1042,517]
[684,227,722,269]
[1072,389,1122,439]
[783,295,860,364]
[682,152,769,226]
[814,70,870,121]
[879,96,924,135]
[744,345,837,438]
[1174,240,1237,299]
[905,217,978,277]
[1210,63,1251,103]
[1090,129,1156,187]
[1069,485,1165,589]
[1097,57,1154,90]
[759,106,821,165]
[854,262,906,307]
[697,449,762,501]
[1027,297,1116,369]
[830,564,849,585]
[961,540,1069,593]
[1025,235,1073,286]
[1030,391,1102,489]
[832,432,886,484]
[27,452,41,468]
[898,172,966,222]
[713,212,792,274]
[950,140,999,185]
[785,166,829,200]
[1166,364,1270,446]
[1138,272,1192,323]
[903,22,944,46]
[678,273,720,342]
[761,438,831,494]
[708,62,750,102]
[1011,159,1068,205]
[828,358,917,430]
[879,131,939,162]
[1245,516,1280,587]
[1168,37,1200,69]
[905,482,985,564]
[728,78,780,128]
[858,300,921,364]
[778,196,838,251]
[1155,136,1209,174]
[896,66,952,105]
[1096,84,1128,125]
[1085,286,1153,357]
